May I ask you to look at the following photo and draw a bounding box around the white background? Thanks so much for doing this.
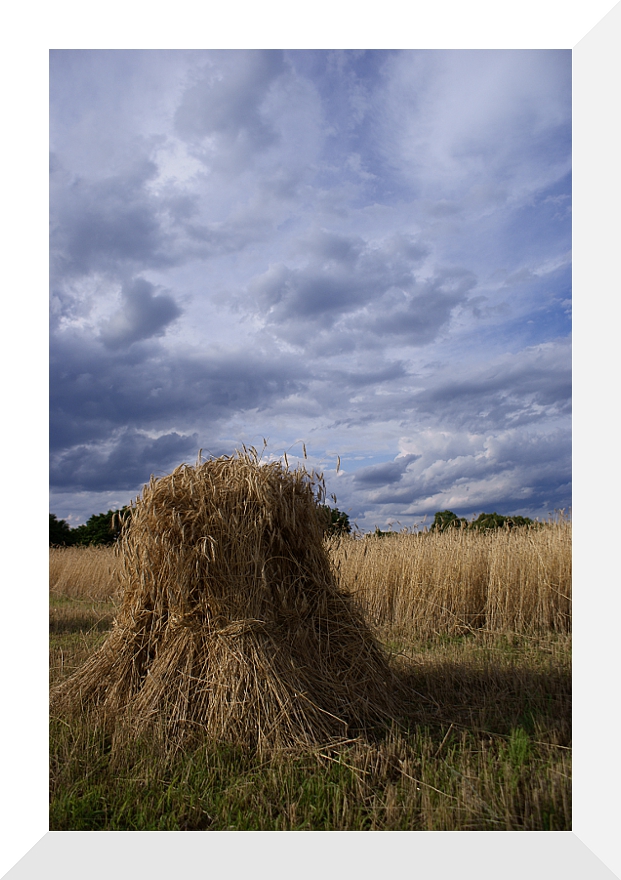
[2,1,618,876]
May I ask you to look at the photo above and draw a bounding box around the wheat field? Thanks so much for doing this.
[49,544,123,602]
[49,517,571,830]
[330,519,571,637]
[50,520,571,637]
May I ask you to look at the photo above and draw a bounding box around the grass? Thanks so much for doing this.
[50,591,570,830]
[50,721,570,831]
[50,594,116,683]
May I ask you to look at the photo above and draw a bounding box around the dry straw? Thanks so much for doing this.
[51,448,397,753]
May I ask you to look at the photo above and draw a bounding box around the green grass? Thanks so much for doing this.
[50,720,570,831]
[50,596,571,831]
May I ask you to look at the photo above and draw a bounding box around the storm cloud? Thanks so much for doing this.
[49,429,200,493]
[98,278,182,349]
[354,454,421,487]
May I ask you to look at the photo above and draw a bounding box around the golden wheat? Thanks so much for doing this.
[330,520,571,636]
[50,519,571,637]
[49,544,122,602]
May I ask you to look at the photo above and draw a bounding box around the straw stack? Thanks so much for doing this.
[51,449,396,753]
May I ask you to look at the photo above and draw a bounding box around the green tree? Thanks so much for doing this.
[72,508,129,545]
[430,510,467,532]
[470,512,535,531]
[470,511,507,531]
[49,513,75,546]
[508,515,537,528]
[321,506,351,535]
[430,509,537,533]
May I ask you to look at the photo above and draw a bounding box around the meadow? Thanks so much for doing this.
[50,520,571,831]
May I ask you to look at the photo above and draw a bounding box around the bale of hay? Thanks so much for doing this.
[51,448,397,753]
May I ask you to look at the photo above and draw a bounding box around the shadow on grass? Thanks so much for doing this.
[386,656,571,746]
[50,613,115,635]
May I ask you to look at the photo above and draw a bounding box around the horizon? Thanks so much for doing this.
[49,451,570,536]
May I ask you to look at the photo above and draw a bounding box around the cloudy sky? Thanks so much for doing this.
[50,49,571,531]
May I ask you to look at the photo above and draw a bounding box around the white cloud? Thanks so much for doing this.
[379,50,571,206]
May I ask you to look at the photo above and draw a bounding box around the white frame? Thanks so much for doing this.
[8,3,617,876]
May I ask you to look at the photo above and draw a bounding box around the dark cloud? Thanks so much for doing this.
[99,278,182,349]
[251,263,373,327]
[361,268,476,342]
[248,232,442,347]
[50,144,272,293]
[175,50,287,160]
[333,427,571,529]
[412,340,571,431]
[385,234,429,263]
[50,429,200,492]
[249,339,569,448]
[181,219,265,259]
[354,454,420,486]
[297,229,365,265]
[50,157,172,278]
[325,361,409,388]
[50,332,307,459]
[361,471,572,523]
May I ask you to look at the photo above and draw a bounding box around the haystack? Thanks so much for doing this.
[51,449,397,753]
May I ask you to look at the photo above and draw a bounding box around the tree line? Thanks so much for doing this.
[371,510,538,537]
[50,505,353,546]
[429,509,537,532]
[50,505,537,546]
[49,510,130,546]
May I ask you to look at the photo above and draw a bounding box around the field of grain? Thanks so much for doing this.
[49,521,571,831]
[50,544,123,602]
[331,519,571,636]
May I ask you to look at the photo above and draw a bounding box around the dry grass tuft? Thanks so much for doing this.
[51,449,396,754]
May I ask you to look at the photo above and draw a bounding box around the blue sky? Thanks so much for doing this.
[50,49,571,530]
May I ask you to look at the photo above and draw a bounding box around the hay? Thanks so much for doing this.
[51,448,397,753]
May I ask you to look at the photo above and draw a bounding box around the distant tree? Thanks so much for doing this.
[430,510,537,533]
[321,505,351,536]
[470,512,507,531]
[72,508,130,545]
[470,512,535,531]
[49,513,75,546]
[430,510,467,532]
[508,515,537,528]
